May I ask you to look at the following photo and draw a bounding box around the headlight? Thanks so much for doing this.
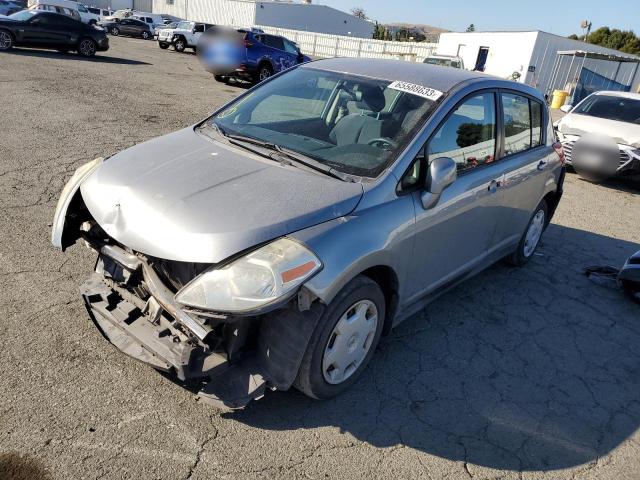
[51,157,103,249]
[175,237,322,313]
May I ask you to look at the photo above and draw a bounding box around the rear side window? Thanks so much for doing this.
[428,92,497,173]
[265,35,285,51]
[501,93,544,155]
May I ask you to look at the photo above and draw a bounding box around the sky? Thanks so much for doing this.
[316,0,639,36]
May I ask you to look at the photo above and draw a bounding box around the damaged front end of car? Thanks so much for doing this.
[51,159,326,409]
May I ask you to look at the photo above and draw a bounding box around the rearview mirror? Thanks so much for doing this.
[560,104,572,113]
[421,157,457,209]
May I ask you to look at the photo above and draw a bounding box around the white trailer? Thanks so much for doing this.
[437,31,640,97]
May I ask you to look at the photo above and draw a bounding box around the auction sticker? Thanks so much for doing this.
[388,81,444,101]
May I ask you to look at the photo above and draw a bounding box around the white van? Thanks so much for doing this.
[131,11,164,29]
[28,0,101,24]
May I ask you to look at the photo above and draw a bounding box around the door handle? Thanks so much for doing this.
[537,160,547,171]
[488,179,499,193]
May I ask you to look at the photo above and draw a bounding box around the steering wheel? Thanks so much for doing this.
[367,137,398,150]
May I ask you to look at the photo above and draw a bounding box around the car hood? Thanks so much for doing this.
[80,127,363,263]
[558,114,640,148]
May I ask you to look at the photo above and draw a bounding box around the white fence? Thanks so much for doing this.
[255,25,438,62]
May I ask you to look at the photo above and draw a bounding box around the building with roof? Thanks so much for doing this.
[151,0,374,38]
[436,31,640,103]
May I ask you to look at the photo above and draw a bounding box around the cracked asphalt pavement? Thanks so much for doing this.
[1,37,640,480]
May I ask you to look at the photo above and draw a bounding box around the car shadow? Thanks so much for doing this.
[5,48,151,65]
[224,224,640,472]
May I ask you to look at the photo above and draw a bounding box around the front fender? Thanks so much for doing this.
[290,193,416,307]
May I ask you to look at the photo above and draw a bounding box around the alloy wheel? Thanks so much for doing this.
[111,27,119,36]
[322,300,378,385]
[0,30,12,50]
[259,67,271,81]
[79,39,96,57]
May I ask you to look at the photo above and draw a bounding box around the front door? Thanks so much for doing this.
[22,13,70,46]
[404,91,505,304]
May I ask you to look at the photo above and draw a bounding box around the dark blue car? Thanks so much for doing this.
[200,29,311,84]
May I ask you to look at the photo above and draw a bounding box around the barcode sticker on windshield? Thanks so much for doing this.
[388,81,444,101]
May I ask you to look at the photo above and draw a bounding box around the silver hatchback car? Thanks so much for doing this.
[52,58,564,408]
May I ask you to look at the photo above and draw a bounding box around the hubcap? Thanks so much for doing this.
[112,28,118,36]
[523,209,545,257]
[0,31,11,49]
[322,300,378,385]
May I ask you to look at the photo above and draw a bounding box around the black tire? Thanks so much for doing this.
[110,27,119,36]
[173,36,186,52]
[77,38,97,58]
[213,74,226,82]
[141,30,150,40]
[158,42,169,49]
[0,29,13,51]
[294,276,385,400]
[254,63,273,83]
[507,198,549,267]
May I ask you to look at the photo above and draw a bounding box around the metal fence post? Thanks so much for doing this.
[357,39,363,58]
[334,38,339,57]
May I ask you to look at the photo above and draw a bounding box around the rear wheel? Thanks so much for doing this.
[77,38,97,57]
[294,276,385,399]
[255,63,273,83]
[173,37,186,52]
[507,199,548,266]
[110,27,119,36]
[141,30,150,40]
[0,29,13,51]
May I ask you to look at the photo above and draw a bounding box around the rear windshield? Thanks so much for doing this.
[573,94,640,125]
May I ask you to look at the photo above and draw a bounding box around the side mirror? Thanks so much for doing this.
[420,157,457,209]
[560,104,572,113]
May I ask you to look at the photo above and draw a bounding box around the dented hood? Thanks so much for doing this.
[80,127,363,263]
[558,114,640,148]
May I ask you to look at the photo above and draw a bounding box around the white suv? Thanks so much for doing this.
[157,20,214,52]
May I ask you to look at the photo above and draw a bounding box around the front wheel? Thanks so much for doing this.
[0,29,13,51]
[507,198,548,266]
[77,38,97,58]
[158,42,169,49]
[141,30,150,40]
[110,27,119,36]
[294,276,385,399]
[173,37,186,52]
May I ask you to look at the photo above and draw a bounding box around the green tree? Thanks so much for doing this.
[569,27,640,55]
[466,24,476,32]
[350,7,367,20]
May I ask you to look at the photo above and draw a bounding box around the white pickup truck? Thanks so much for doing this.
[157,20,214,52]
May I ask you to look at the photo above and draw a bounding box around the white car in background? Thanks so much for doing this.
[556,91,640,181]
[29,0,100,24]
[423,54,465,69]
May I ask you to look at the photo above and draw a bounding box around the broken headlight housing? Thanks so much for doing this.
[175,237,321,314]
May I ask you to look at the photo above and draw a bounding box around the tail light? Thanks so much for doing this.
[552,141,565,165]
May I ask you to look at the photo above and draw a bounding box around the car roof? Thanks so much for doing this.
[592,90,640,100]
[304,57,488,93]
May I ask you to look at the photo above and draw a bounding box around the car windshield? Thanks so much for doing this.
[9,10,36,20]
[201,67,439,177]
[573,94,640,125]
[176,21,191,29]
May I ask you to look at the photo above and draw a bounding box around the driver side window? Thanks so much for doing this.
[428,93,496,173]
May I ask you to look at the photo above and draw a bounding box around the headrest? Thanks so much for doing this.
[355,85,386,112]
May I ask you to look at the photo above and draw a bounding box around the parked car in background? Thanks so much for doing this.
[99,17,152,39]
[86,6,114,19]
[0,0,21,16]
[154,20,177,38]
[203,29,310,84]
[423,54,465,69]
[51,58,564,408]
[28,2,80,21]
[160,20,214,52]
[102,8,132,22]
[29,0,100,24]
[0,10,108,56]
[131,12,163,29]
[556,91,640,181]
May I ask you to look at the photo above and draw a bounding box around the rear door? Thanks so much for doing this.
[491,92,554,249]
[404,91,506,303]
[263,35,289,72]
